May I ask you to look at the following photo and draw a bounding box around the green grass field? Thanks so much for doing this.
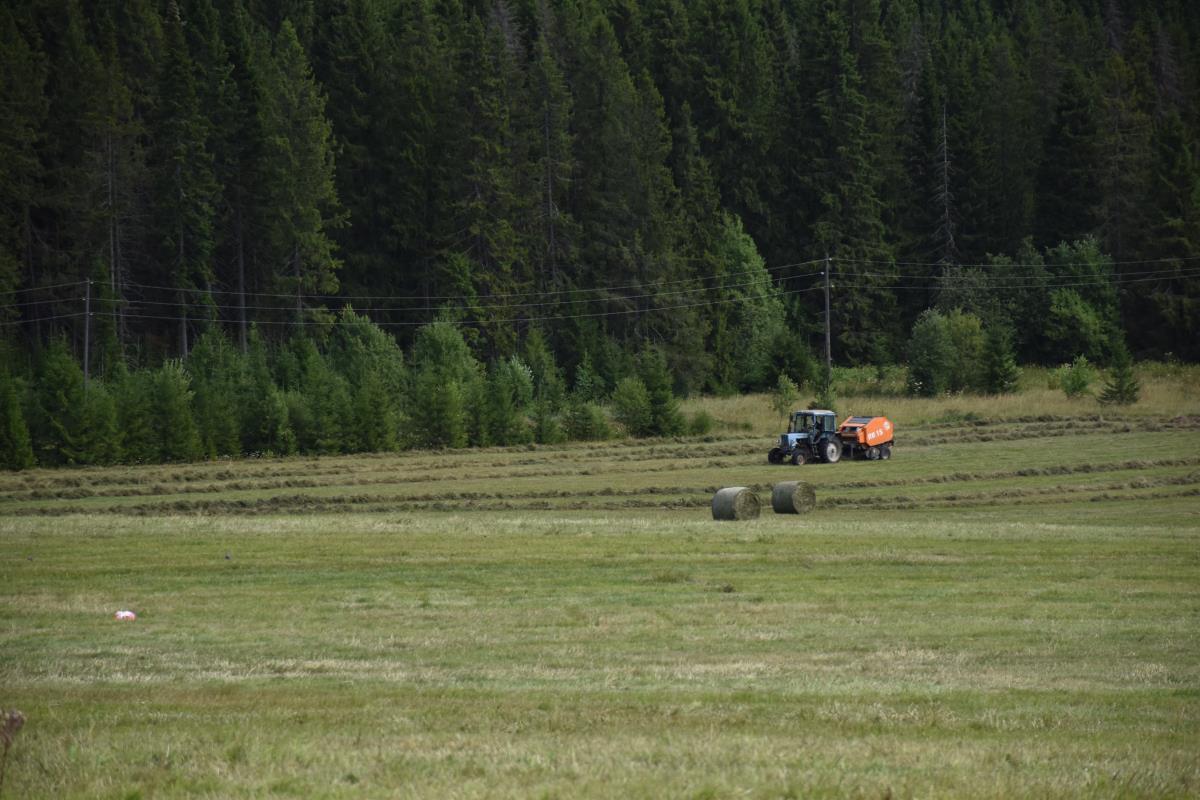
[2,386,1199,798]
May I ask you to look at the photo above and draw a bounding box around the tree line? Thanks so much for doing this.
[1,314,713,468]
[1,0,1198,414]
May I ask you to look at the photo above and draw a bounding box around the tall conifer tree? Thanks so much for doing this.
[258,19,344,322]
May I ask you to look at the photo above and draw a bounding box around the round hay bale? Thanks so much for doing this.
[771,481,816,514]
[712,487,760,521]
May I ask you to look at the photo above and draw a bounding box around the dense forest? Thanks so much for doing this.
[1,0,1198,466]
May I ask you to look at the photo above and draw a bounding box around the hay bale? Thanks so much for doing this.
[712,487,760,521]
[771,481,816,514]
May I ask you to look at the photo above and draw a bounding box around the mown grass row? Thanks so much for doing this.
[5,408,1198,494]
[4,454,1199,507]
[5,414,1197,504]
[8,468,1197,517]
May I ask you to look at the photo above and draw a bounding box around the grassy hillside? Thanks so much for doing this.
[1,388,1198,798]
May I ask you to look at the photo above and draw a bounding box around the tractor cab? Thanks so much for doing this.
[788,410,837,437]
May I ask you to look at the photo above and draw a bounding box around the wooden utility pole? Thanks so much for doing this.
[823,254,832,377]
[83,279,91,387]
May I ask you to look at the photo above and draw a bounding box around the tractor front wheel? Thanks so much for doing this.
[821,439,842,464]
[768,447,783,464]
[791,450,808,466]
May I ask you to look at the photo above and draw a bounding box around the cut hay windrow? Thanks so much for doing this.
[814,456,1200,492]
[712,487,760,521]
[771,481,817,514]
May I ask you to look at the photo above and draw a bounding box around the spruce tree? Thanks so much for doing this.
[530,8,576,297]
[115,369,158,464]
[1095,50,1153,263]
[1036,67,1102,248]
[0,7,47,319]
[309,0,392,293]
[351,369,397,453]
[637,345,684,436]
[258,19,344,321]
[406,321,479,449]
[188,328,242,458]
[709,214,784,393]
[523,329,566,445]
[797,0,896,363]
[409,368,468,449]
[297,340,352,455]
[1099,335,1140,406]
[485,356,534,447]
[611,376,653,438]
[151,1,219,356]
[980,326,1020,394]
[977,33,1038,256]
[0,369,34,470]
[328,307,406,450]
[153,361,203,462]
[239,328,295,455]
[78,382,121,465]
[213,0,267,349]
[1135,112,1200,359]
[31,339,87,466]
[443,10,530,354]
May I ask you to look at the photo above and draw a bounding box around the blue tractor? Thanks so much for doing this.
[767,409,843,465]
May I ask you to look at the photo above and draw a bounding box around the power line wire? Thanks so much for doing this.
[839,254,1200,269]
[120,258,825,303]
[0,311,87,328]
[834,269,1200,291]
[0,280,87,297]
[86,270,815,315]
[94,285,826,328]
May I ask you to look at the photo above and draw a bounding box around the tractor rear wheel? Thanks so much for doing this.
[821,439,841,463]
[768,447,783,464]
[791,450,808,466]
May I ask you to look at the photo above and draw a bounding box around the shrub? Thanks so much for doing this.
[1045,288,1111,364]
[1060,355,1096,398]
[611,376,653,437]
[906,310,954,396]
[811,387,837,413]
[687,410,715,436]
[944,309,985,392]
[564,397,611,441]
[769,372,799,424]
